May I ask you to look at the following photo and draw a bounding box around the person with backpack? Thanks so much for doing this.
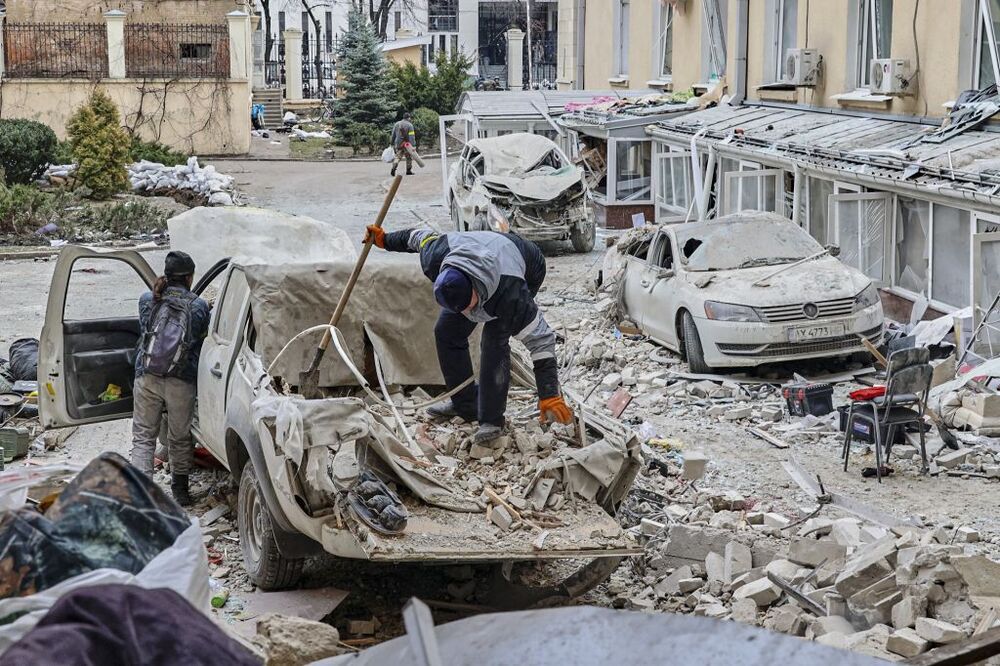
[131,251,210,506]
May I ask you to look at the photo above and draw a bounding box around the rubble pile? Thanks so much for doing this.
[611,456,999,660]
[40,157,239,206]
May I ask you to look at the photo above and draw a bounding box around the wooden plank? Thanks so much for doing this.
[746,426,789,449]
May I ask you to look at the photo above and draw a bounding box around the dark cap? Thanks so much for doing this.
[164,251,196,277]
[403,112,412,119]
[434,267,473,313]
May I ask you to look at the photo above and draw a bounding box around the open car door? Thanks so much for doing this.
[38,247,156,429]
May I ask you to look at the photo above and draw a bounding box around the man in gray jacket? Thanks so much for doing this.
[366,225,574,443]
[390,112,416,176]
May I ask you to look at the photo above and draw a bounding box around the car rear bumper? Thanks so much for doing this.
[696,306,885,368]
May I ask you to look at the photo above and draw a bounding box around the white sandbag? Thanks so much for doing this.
[381,146,395,163]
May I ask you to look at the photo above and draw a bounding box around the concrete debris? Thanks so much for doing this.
[732,578,781,607]
[254,613,344,666]
[886,627,930,657]
[914,617,967,644]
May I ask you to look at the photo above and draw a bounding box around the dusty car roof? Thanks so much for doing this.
[467,133,561,174]
[665,211,792,236]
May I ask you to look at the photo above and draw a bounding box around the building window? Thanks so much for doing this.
[857,0,893,88]
[301,12,310,55]
[394,11,402,35]
[702,0,728,80]
[439,34,447,55]
[615,140,652,202]
[326,11,333,52]
[655,3,673,81]
[614,0,630,77]
[976,0,1000,87]
[451,34,459,55]
[429,0,459,33]
[770,0,798,81]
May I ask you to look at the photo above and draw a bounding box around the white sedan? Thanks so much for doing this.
[615,213,884,373]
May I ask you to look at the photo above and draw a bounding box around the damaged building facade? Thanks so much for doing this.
[560,0,1000,326]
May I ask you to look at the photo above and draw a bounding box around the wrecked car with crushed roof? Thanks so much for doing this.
[604,212,885,373]
[37,207,639,600]
[448,133,596,253]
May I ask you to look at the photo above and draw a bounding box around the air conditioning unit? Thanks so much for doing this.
[783,48,821,86]
[870,58,913,95]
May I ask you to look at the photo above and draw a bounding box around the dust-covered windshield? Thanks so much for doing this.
[677,219,824,272]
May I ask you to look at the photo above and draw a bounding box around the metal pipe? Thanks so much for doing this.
[699,146,718,222]
[733,0,750,105]
[575,0,586,89]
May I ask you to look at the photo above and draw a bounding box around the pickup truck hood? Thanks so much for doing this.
[478,166,585,204]
[685,256,871,307]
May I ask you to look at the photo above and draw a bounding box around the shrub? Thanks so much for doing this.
[0,182,60,234]
[0,119,58,185]
[411,107,439,150]
[129,138,188,166]
[67,91,130,199]
[389,61,434,113]
[53,139,74,165]
[429,50,475,115]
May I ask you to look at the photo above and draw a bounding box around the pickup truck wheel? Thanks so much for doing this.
[682,312,711,375]
[570,222,596,253]
[238,462,304,590]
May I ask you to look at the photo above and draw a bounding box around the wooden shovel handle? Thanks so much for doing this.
[317,174,403,351]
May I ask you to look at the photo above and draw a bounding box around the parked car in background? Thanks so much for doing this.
[449,133,596,253]
[612,212,884,373]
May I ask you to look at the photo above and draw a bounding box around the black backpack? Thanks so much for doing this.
[141,290,197,378]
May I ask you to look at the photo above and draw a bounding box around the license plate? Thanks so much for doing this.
[786,323,846,342]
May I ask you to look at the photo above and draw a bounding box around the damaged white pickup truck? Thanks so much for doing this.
[606,212,885,373]
[38,210,639,600]
[448,133,596,253]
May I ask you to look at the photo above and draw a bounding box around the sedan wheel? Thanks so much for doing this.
[451,198,466,231]
[682,312,711,375]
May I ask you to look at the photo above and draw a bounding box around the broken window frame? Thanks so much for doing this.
[654,2,674,82]
[701,0,728,81]
[974,0,1000,88]
[856,0,893,89]
[971,230,1000,359]
[828,191,891,285]
[653,143,694,223]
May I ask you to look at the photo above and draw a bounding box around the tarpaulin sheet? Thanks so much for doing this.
[243,259,479,388]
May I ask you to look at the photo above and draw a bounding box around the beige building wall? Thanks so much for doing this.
[579,0,704,92]
[0,79,251,155]
[744,0,961,118]
[385,45,423,67]
[556,0,580,89]
[6,0,250,23]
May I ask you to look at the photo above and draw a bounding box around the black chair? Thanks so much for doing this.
[842,347,933,482]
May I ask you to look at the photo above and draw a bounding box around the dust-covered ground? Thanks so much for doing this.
[5,157,999,656]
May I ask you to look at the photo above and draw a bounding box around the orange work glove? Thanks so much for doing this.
[365,224,385,249]
[539,396,574,425]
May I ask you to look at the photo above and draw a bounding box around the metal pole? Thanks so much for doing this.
[526,0,533,88]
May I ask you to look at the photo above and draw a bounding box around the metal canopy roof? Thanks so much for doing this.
[646,104,1000,205]
[455,90,636,121]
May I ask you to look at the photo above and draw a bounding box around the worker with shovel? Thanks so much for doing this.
[365,226,574,443]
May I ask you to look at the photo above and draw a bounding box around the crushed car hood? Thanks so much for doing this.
[479,166,585,203]
[686,256,871,306]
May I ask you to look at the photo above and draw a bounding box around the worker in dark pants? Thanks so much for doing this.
[390,112,416,177]
[365,226,573,443]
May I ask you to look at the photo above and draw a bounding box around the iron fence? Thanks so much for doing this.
[3,22,108,79]
[125,23,230,78]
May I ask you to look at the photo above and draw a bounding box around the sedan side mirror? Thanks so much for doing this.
[825,244,841,258]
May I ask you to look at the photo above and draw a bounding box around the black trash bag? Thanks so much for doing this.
[0,452,189,599]
[8,339,38,382]
[0,585,259,666]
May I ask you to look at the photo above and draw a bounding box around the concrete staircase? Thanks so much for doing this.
[252,88,285,129]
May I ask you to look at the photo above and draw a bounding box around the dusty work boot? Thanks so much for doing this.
[406,169,414,176]
[474,423,504,444]
[170,474,193,507]
[426,400,474,422]
[390,164,397,176]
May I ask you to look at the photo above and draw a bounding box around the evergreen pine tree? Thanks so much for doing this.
[333,9,397,152]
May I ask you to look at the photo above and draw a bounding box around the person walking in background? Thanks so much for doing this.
[130,251,210,507]
[391,112,416,176]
